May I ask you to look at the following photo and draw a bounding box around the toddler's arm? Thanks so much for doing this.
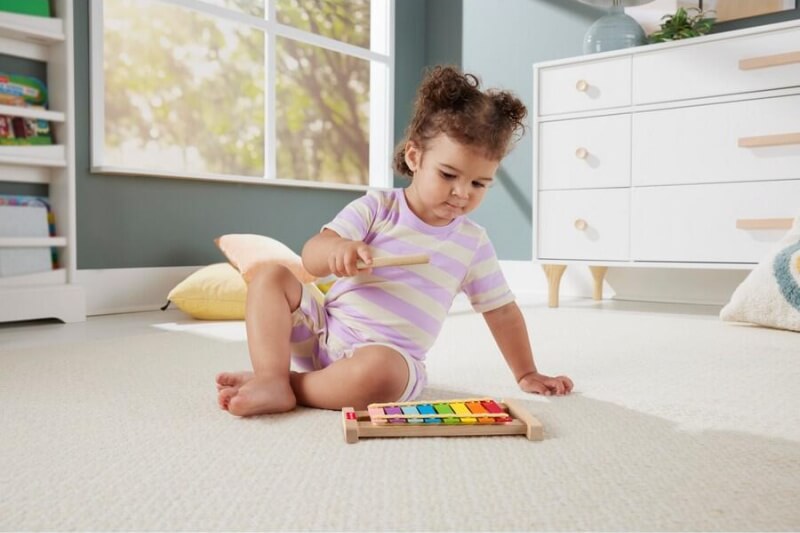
[302,229,373,278]
[483,302,573,396]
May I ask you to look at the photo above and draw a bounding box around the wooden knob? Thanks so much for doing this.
[575,79,589,92]
[736,218,793,230]
[575,147,588,159]
[574,219,588,231]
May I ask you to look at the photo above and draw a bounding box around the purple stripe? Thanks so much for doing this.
[449,230,481,251]
[326,271,457,309]
[367,234,470,281]
[332,193,379,236]
[317,343,333,367]
[290,325,314,343]
[326,263,460,300]
[329,210,367,239]
[324,277,356,301]
[471,241,495,265]
[352,286,443,337]
[374,192,395,225]
[427,253,469,279]
[463,270,508,297]
[326,315,363,344]
[327,303,428,354]
[393,221,475,246]
[385,269,457,303]
[362,192,380,214]
[291,355,316,372]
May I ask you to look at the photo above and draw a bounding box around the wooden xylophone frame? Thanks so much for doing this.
[341,398,543,443]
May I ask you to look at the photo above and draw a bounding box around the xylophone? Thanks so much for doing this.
[341,397,543,443]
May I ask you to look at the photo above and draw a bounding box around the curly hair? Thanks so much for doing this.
[393,65,527,177]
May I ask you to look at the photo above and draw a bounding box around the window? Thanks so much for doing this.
[90,0,394,189]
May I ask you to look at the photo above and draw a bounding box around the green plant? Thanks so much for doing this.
[648,7,715,43]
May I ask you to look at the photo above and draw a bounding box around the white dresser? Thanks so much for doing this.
[532,19,800,307]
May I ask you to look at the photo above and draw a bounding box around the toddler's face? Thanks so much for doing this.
[405,134,499,226]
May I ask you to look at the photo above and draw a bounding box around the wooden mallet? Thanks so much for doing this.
[356,253,429,269]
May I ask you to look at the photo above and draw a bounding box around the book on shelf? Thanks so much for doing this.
[0,0,51,17]
[0,194,57,277]
[0,72,53,146]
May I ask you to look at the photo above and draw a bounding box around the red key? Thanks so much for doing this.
[480,400,513,423]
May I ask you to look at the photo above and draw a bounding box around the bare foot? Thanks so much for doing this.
[218,386,237,410]
[216,371,254,391]
[222,375,297,417]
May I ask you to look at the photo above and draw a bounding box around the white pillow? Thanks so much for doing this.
[720,216,800,332]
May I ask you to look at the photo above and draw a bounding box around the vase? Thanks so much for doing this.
[583,5,647,54]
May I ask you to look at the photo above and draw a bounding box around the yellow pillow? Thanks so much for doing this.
[167,262,326,320]
[168,263,247,320]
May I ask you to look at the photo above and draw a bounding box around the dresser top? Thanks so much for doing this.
[534,18,800,69]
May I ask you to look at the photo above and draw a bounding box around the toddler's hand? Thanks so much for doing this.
[329,240,373,277]
[518,372,573,396]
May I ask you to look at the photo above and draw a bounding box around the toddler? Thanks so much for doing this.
[217,65,573,416]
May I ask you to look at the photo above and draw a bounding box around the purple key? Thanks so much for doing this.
[384,406,406,424]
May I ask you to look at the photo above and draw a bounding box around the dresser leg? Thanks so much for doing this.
[542,264,567,308]
[589,266,608,301]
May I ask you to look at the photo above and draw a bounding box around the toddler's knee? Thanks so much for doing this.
[249,263,296,288]
[352,348,409,403]
[247,264,302,309]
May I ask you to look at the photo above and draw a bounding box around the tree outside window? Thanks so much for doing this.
[92,0,392,189]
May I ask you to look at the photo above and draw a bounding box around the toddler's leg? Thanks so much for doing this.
[290,344,410,411]
[219,265,302,416]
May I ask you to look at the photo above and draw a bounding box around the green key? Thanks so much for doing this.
[433,402,460,424]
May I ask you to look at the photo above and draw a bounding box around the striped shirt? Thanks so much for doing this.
[322,188,514,361]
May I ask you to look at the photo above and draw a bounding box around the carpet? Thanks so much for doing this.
[1,303,798,531]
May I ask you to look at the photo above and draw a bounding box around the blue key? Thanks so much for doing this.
[416,403,440,424]
[401,406,423,424]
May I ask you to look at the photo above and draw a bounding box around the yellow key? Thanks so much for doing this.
[450,402,477,424]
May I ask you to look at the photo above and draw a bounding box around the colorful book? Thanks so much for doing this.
[0,73,53,146]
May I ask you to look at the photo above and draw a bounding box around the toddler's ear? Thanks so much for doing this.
[405,141,421,172]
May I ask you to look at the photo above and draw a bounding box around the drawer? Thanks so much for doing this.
[632,94,800,187]
[538,189,629,261]
[539,114,631,191]
[538,57,631,116]
[633,26,800,104]
[631,181,800,263]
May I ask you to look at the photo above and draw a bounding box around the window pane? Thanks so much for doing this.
[275,36,369,185]
[197,0,265,18]
[275,0,370,49]
[103,0,265,177]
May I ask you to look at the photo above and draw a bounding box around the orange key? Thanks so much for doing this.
[466,400,495,424]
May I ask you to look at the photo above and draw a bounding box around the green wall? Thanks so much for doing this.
[461,0,602,259]
[393,0,462,189]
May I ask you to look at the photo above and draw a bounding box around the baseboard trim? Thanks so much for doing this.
[77,260,739,316]
[77,262,546,317]
[77,266,203,316]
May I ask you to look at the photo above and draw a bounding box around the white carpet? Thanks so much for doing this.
[1,302,799,531]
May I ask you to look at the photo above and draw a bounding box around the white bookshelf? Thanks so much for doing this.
[0,103,65,122]
[0,0,85,323]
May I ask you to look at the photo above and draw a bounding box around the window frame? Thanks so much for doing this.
[89,0,395,191]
